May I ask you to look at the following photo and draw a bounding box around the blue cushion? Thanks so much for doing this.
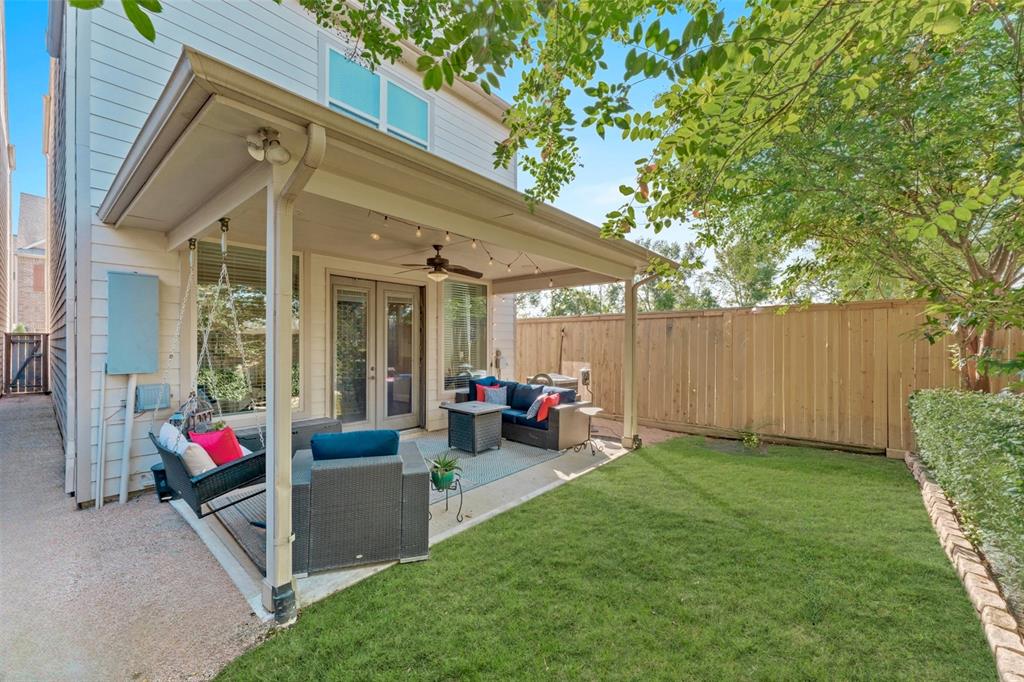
[496,380,518,404]
[514,414,550,431]
[467,376,498,400]
[311,430,399,461]
[542,386,576,404]
[501,408,525,424]
[511,384,543,411]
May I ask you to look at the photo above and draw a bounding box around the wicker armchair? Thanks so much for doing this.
[291,442,429,574]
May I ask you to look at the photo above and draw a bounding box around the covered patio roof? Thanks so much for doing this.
[95,47,659,623]
[96,48,666,289]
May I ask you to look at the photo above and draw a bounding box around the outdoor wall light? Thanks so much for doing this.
[246,128,292,165]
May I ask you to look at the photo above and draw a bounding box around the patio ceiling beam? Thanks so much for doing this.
[491,268,618,294]
[165,165,268,251]
[303,169,637,281]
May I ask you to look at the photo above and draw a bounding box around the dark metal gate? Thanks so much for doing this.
[4,333,49,395]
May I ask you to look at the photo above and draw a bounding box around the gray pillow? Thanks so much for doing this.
[481,385,507,406]
[525,394,545,419]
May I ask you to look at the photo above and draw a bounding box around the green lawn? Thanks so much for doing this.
[219,437,996,681]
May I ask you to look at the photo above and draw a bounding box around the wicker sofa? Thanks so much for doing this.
[291,433,429,574]
[455,378,592,451]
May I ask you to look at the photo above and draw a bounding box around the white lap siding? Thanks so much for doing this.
[70,0,514,502]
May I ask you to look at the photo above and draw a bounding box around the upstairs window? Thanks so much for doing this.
[327,49,429,150]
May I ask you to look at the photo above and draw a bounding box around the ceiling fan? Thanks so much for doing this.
[398,244,483,282]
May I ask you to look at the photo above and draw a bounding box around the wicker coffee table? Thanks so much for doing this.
[441,401,504,455]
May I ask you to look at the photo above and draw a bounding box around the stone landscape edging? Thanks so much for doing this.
[905,452,1024,681]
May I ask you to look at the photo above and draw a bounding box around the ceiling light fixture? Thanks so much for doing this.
[246,127,291,165]
[427,269,448,282]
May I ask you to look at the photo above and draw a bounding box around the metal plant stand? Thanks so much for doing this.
[428,475,464,523]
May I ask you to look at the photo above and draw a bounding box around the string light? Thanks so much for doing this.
[416,225,422,238]
[471,239,477,249]
[506,263,512,272]
[445,231,451,242]
[489,256,494,266]
[370,232,381,240]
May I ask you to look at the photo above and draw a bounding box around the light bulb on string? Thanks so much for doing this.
[416,225,422,238]
[471,239,477,249]
[445,231,451,242]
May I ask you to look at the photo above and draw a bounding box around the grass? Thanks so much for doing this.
[219,437,996,681]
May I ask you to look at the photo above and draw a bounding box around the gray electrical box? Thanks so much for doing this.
[107,272,160,375]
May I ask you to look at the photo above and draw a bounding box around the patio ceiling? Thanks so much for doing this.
[97,48,668,289]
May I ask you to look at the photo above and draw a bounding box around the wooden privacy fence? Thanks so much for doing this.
[516,301,1023,453]
[4,333,50,395]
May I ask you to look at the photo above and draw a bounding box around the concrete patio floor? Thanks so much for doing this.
[0,395,267,681]
[0,395,676,680]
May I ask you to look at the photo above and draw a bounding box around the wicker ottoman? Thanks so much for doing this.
[441,401,504,454]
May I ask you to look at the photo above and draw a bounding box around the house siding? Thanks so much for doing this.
[60,1,515,503]
[47,53,70,444]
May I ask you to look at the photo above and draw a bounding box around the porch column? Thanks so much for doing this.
[263,124,326,624]
[622,278,639,449]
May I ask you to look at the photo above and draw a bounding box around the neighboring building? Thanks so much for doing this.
[46,1,656,618]
[11,193,47,332]
[0,0,11,391]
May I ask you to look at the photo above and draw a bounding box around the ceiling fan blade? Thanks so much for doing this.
[394,268,428,275]
[447,265,484,279]
[400,264,430,268]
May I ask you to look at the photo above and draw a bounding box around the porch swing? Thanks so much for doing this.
[149,219,268,518]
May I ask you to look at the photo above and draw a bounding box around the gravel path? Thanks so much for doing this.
[0,395,268,681]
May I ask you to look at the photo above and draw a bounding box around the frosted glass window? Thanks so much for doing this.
[329,50,380,124]
[386,82,429,148]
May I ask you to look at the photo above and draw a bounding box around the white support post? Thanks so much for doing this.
[622,278,639,449]
[262,124,326,625]
[263,162,297,623]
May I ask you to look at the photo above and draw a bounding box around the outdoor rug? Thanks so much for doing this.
[413,434,565,504]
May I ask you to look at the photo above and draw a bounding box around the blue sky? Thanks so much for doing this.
[6,0,49,233]
[3,1,741,248]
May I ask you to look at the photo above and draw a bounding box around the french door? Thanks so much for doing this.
[332,277,422,431]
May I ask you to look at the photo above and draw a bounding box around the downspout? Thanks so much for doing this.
[263,122,326,625]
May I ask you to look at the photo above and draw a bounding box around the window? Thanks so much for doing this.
[196,242,300,416]
[327,48,429,150]
[442,281,488,390]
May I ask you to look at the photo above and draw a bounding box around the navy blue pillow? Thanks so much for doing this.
[311,430,399,461]
[543,386,576,404]
[467,376,498,400]
[497,380,519,404]
[511,383,543,411]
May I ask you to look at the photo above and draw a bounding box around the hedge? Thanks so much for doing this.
[909,388,1024,616]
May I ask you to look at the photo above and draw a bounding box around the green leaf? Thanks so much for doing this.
[69,0,105,8]
[700,101,722,116]
[121,0,156,42]
[619,185,634,196]
[932,14,961,35]
[953,206,972,222]
[934,214,956,232]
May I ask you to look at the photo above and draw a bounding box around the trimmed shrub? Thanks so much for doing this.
[910,388,1024,615]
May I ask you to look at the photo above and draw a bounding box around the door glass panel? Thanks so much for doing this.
[335,289,369,423]
[386,297,414,417]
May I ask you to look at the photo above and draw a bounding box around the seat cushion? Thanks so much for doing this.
[542,386,576,404]
[501,408,526,424]
[510,384,543,411]
[514,414,550,431]
[311,429,399,461]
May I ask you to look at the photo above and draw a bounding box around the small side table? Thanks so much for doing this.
[441,401,504,455]
[572,406,605,455]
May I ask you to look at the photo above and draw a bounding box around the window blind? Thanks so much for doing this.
[442,280,487,390]
[386,82,428,149]
[328,50,380,126]
[196,242,300,415]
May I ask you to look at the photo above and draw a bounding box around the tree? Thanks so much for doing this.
[69,0,164,41]
[633,238,717,311]
[700,235,779,308]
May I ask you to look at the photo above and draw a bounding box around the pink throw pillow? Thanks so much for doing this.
[189,426,244,466]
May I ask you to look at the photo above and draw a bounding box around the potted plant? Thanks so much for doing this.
[428,454,462,491]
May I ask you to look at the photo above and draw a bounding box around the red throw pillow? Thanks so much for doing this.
[475,384,487,401]
[536,393,561,421]
[189,426,244,466]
